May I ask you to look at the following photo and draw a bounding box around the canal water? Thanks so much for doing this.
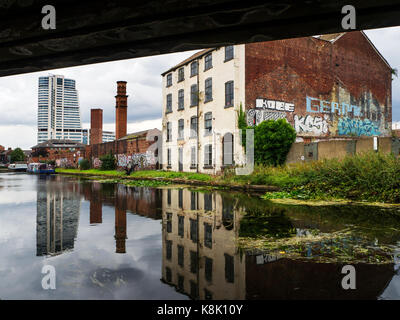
[0,172,400,300]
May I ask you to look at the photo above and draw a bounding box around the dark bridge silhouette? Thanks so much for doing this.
[1,0,400,76]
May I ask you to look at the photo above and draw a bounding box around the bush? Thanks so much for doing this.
[79,159,90,170]
[254,119,296,166]
[100,152,116,171]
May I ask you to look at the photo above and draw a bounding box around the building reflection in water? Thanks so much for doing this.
[81,181,162,254]
[161,188,246,300]
[161,188,396,300]
[36,176,81,256]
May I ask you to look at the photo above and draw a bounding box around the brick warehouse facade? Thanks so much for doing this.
[245,32,392,138]
[86,128,161,170]
[161,31,393,174]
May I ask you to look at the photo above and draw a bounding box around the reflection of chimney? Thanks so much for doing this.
[90,109,103,145]
[115,207,127,254]
[90,199,102,224]
[115,81,128,140]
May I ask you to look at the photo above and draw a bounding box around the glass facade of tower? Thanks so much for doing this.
[37,75,83,143]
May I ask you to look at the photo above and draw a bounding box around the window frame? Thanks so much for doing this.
[204,53,212,71]
[190,116,198,138]
[190,84,198,107]
[204,144,213,167]
[178,89,184,110]
[225,80,234,108]
[178,67,185,82]
[190,61,198,77]
[166,73,172,87]
[178,118,184,140]
[204,112,212,136]
[204,78,212,103]
[166,94,172,113]
[166,122,172,142]
[224,45,234,62]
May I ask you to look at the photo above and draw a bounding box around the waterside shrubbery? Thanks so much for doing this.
[254,152,400,203]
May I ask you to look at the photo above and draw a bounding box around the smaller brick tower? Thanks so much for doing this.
[90,108,103,145]
[115,81,128,140]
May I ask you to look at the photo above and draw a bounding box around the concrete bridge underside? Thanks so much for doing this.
[1,0,400,77]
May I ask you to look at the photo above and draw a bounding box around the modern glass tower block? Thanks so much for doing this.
[37,75,83,143]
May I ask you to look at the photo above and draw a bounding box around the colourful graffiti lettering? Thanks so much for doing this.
[306,96,361,117]
[337,117,381,136]
[294,114,329,135]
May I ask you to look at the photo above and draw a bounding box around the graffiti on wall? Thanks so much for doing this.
[306,96,363,117]
[93,158,101,168]
[248,99,294,126]
[256,99,295,112]
[294,115,329,135]
[116,151,157,169]
[337,118,381,136]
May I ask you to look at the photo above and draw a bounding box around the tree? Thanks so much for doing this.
[10,148,25,163]
[254,119,296,166]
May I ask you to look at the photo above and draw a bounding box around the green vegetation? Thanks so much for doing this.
[10,148,25,163]
[238,108,296,165]
[79,159,90,170]
[265,151,400,203]
[100,152,116,171]
[56,168,126,176]
[129,170,212,182]
[57,151,400,203]
[254,119,296,165]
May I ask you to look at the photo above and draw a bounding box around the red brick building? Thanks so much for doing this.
[245,31,392,138]
[161,31,393,173]
[31,139,87,167]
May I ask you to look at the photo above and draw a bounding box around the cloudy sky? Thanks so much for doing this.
[0,27,399,149]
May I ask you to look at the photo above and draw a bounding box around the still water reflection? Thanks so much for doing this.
[0,173,399,300]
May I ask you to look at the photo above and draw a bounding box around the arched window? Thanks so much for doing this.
[222,132,234,166]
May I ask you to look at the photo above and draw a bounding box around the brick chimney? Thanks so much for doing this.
[115,81,128,140]
[90,109,103,145]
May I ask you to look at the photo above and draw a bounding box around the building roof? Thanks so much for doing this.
[161,48,215,76]
[162,31,391,76]
[32,139,86,149]
[118,128,161,141]
[313,31,391,69]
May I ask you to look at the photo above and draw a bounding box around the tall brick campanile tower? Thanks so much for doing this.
[90,108,103,145]
[115,81,128,140]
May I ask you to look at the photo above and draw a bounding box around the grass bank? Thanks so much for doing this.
[56,152,400,203]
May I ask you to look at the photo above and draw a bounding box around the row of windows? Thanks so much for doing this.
[165,243,234,285]
[166,112,213,142]
[166,46,234,87]
[166,80,233,113]
[166,144,213,168]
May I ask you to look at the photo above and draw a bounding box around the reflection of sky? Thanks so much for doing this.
[0,174,185,300]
